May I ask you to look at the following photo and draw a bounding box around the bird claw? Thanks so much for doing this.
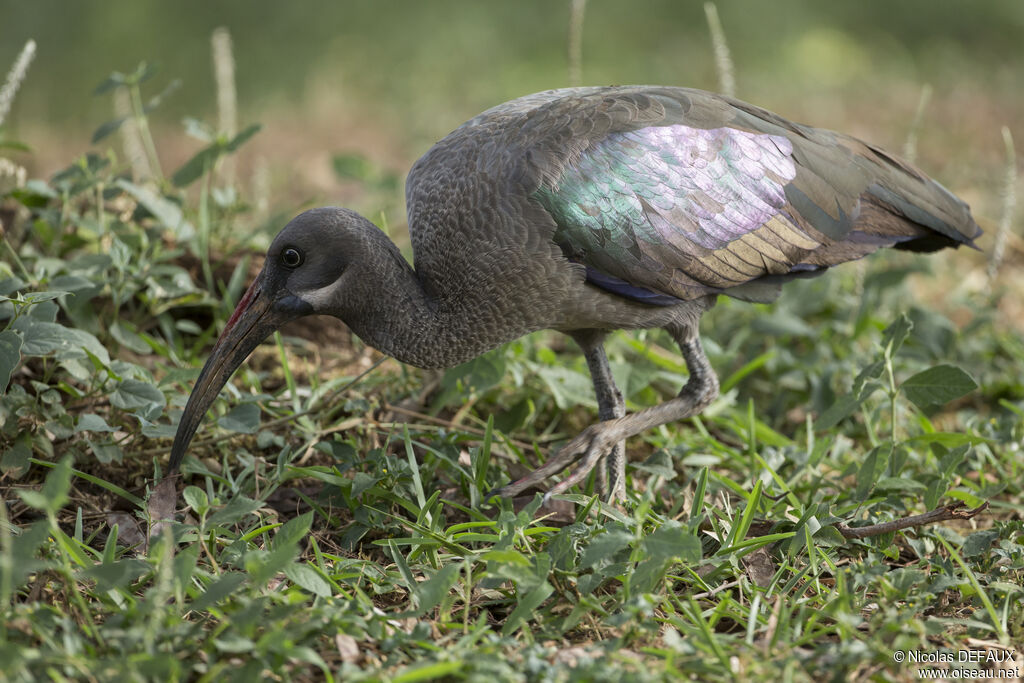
[488,423,618,502]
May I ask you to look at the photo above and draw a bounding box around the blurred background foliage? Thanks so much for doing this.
[2,0,1022,220]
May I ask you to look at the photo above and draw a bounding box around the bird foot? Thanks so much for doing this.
[488,421,622,503]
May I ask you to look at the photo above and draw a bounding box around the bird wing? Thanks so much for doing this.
[528,87,980,303]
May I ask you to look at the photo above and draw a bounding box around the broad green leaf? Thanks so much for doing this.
[642,522,701,564]
[79,558,150,593]
[247,543,303,586]
[91,116,128,143]
[182,486,209,515]
[218,402,260,434]
[902,365,978,412]
[817,391,869,431]
[0,328,23,393]
[961,530,999,557]
[413,563,460,614]
[110,321,151,355]
[88,439,123,464]
[579,529,633,569]
[534,365,597,410]
[501,580,553,635]
[93,72,127,95]
[881,314,913,358]
[284,563,332,598]
[19,456,72,513]
[206,495,262,528]
[441,349,506,394]
[75,413,116,433]
[0,520,49,591]
[111,379,165,412]
[189,572,247,612]
[171,145,219,187]
[907,432,989,448]
[274,511,313,550]
[116,179,196,239]
[0,433,32,478]
[12,318,109,365]
[225,123,261,152]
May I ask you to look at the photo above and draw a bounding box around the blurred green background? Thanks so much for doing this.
[2,0,1022,221]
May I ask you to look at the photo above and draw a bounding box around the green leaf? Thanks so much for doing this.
[91,116,128,143]
[110,321,152,355]
[274,511,313,550]
[855,442,892,501]
[441,349,506,395]
[642,522,701,564]
[12,319,109,365]
[116,179,196,239]
[111,379,165,412]
[534,365,597,411]
[247,543,301,586]
[79,558,149,593]
[0,520,49,591]
[393,662,464,683]
[501,580,554,635]
[19,456,72,513]
[816,388,875,431]
[0,328,23,393]
[189,572,247,612]
[182,486,209,516]
[225,123,261,152]
[88,439,123,464]
[881,314,913,358]
[332,153,374,180]
[94,71,127,95]
[171,145,219,188]
[906,432,989,448]
[961,530,999,557]
[75,413,116,433]
[579,529,633,569]
[901,365,978,412]
[284,563,332,597]
[413,563,460,614]
[206,496,262,529]
[1,433,32,478]
[218,402,260,434]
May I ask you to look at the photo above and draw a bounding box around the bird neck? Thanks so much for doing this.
[338,230,503,370]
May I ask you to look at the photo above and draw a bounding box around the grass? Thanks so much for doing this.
[2,24,1023,683]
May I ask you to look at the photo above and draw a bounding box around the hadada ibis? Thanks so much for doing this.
[167,86,980,503]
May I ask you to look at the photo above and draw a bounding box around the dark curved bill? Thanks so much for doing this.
[167,275,287,474]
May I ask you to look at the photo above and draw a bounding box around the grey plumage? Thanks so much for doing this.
[168,86,980,501]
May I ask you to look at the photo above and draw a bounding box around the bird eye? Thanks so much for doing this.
[281,247,303,268]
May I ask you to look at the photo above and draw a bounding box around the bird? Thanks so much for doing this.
[166,85,980,503]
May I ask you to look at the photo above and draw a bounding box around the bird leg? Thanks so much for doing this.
[491,325,719,502]
[576,332,627,501]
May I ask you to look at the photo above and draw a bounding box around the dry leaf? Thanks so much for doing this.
[147,475,178,546]
[106,511,145,547]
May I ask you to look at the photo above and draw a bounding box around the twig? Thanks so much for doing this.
[987,126,1017,282]
[704,3,735,97]
[902,84,932,165]
[567,0,586,86]
[836,501,989,540]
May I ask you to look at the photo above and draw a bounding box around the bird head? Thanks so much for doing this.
[167,207,377,473]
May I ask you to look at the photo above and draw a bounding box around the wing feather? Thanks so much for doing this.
[528,88,979,303]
